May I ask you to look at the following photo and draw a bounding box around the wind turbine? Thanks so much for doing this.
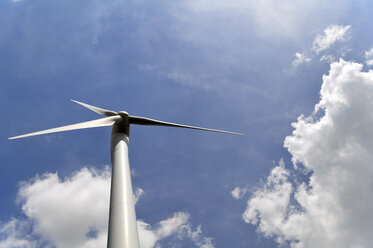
[9,100,244,248]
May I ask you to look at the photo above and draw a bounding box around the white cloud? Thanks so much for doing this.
[138,212,214,248]
[320,54,336,63]
[134,187,144,204]
[245,59,373,247]
[292,52,311,67]
[312,25,351,54]
[183,225,214,248]
[0,219,35,248]
[17,167,111,248]
[291,25,351,68]
[365,47,373,66]
[243,161,293,245]
[0,167,213,248]
[137,212,191,248]
[137,213,189,248]
[231,186,249,200]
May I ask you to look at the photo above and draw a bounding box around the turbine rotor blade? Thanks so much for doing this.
[71,99,117,117]
[129,116,244,136]
[9,115,122,140]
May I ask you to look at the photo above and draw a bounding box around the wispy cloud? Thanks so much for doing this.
[0,167,213,248]
[292,52,311,67]
[320,54,336,63]
[291,24,351,68]
[244,59,373,247]
[0,219,35,248]
[134,187,144,204]
[312,25,351,54]
[184,0,344,38]
[138,212,214,248]
[231,186,249,200]
[365,47,373,66]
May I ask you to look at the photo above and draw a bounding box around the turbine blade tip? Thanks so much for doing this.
[227,132,245,136]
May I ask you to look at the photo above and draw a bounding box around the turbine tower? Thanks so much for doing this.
[9,100,244,248]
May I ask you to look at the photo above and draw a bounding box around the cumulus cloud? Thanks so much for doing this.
[312,25,351,54]
[365,47,373,66]
[243,160,292,245]
[0,168,213,248]
[292,52,311,67]
[12,167,111,248]
[245,59,373,247]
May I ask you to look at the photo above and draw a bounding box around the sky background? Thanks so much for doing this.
[2,0,373,247]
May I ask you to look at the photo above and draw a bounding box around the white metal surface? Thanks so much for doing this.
[70,99,118,116]
[8,115,121,140]
[108,132,140,248]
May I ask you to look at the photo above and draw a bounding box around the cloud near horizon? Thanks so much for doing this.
[244,59,373,247]
[0,167,213,248]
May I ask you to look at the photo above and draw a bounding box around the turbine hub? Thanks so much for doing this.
[112,111,130,136]
[118,111,129,118]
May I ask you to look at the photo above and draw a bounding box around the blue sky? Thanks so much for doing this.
[2,0,373,247]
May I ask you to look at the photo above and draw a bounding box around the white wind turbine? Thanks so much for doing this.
[9,100,244,248]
